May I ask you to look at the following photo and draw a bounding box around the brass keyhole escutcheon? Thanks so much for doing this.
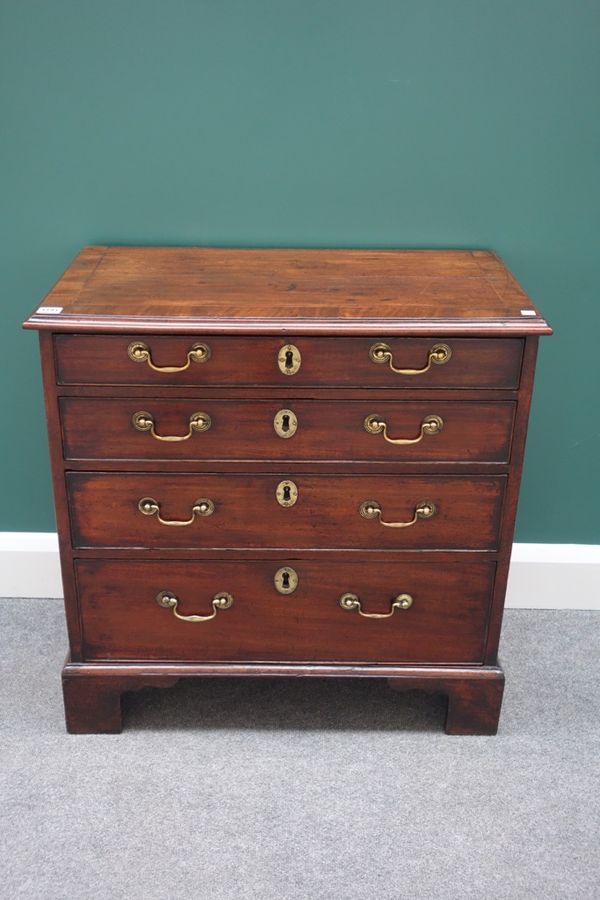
[274,566,299,595]
[277,344,301,375]
[273,408,298,438]
[276,480,298,507]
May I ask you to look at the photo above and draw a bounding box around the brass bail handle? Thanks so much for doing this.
[156,590,234,622]
[128,340,211,373]
[359,500,436,529]
[369,342,451,375]
[138,497,215,526]
[364,414,444,445]
[339,592,414,618]
[132,410,212,442]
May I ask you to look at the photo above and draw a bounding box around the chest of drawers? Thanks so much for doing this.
[24,246,551,734]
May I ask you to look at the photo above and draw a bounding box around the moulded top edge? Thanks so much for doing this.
[23,313,552,336]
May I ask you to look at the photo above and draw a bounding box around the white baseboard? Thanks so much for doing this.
[0,532,63,599]
[0,533,599,609]
[505,543,600,609]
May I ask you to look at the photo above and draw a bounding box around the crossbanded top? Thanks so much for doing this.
[24,246,551,335]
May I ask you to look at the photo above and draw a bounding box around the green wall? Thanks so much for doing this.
[1,0,598,542]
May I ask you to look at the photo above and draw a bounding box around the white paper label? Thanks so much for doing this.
[36,306,63,314]
[520,309,536,316]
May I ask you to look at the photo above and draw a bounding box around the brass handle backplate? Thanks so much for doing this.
[132,410,212,441]
[274,408,298,439]
[339,592,414,618]
[369,342,451,374]
[138,496,214,526]
[364,413,443,445]
[128,341,211,373]
[277,344,302,375]
[359,500,436,528]
[156,590,233,622]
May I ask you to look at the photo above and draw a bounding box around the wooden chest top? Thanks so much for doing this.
[23,246,551,336]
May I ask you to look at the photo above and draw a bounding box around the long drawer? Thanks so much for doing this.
[67,472,505,550]
[60,398,516,463]
[75,558,496,663]
[54,334,524,388]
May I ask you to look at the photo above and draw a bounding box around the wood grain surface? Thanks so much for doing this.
[67,472,505,551]
[53,333,525,388]
[75,558,496,664]
[24,246,551,335]
[60,397,516,463]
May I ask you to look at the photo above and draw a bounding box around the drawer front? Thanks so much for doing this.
[76,558,495,664]
[61,398,516,463]
[67,472,505,550]
[55,334,523,388]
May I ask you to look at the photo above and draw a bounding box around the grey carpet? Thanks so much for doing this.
[0,600,599,900]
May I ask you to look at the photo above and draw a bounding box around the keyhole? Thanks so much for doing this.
[274,565,298,593]
[276,479,297,506]
[278,344,301,375]
[274,409,297,439]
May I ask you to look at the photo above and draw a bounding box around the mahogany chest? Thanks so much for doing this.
[24,247,551,733]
